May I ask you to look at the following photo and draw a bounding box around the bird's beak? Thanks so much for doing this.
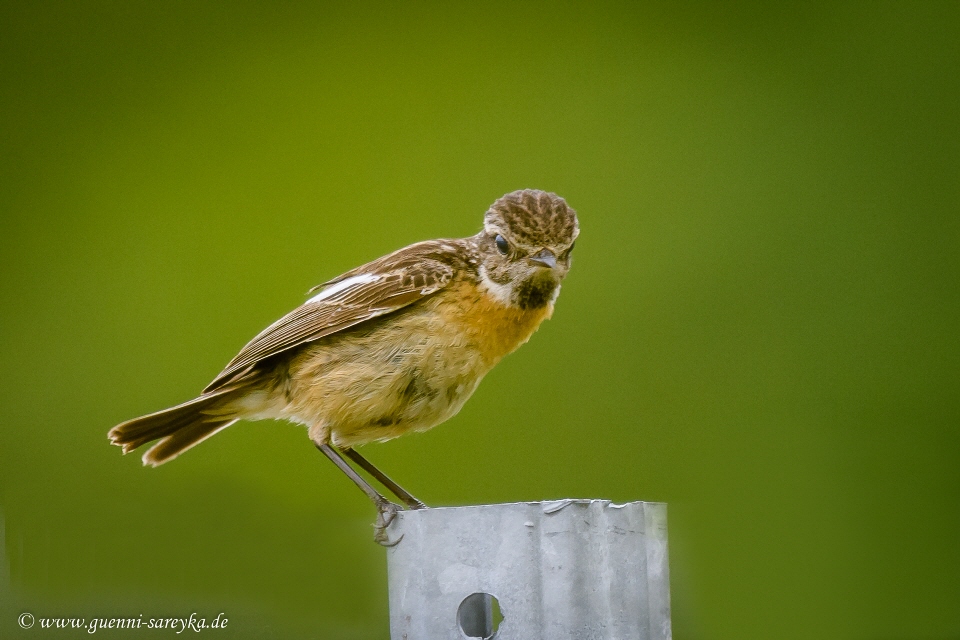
[528,248,558,270]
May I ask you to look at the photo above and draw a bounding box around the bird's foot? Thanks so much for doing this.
[404,497,428,510]
[373,499,404,547]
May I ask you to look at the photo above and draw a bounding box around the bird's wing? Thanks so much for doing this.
[203,241,458,393]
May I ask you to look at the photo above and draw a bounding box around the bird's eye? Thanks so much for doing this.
[495,234,510,255]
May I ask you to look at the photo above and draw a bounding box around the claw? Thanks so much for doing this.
[373,500,404,547]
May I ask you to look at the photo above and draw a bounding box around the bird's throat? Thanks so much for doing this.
[514,273,560,310]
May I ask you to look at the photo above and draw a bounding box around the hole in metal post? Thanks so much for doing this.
[457,592,503,638]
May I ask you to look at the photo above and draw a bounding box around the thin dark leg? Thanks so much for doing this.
[343,447,427,510]
[315,443,403,546]
[315,443,388,506]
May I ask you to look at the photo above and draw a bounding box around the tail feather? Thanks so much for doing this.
[108,390,240,466]
[142,418,238,467]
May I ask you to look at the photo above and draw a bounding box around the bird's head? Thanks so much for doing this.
[478,189,579,309]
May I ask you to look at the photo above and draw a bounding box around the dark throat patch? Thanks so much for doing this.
[515,275,557,310]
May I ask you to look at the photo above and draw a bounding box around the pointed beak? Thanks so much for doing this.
[528,248,558,270]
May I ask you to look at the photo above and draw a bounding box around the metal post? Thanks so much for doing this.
[386,499,671,640]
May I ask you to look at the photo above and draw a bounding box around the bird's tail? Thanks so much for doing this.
[108,389,241,467]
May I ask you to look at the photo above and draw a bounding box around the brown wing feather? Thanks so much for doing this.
[203,241,458,393]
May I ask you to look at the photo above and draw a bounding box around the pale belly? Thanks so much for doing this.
[268,299,492,447]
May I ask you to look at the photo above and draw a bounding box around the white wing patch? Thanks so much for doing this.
[307,274,380,303]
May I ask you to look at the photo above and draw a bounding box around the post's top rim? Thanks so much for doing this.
[398,498,667,514]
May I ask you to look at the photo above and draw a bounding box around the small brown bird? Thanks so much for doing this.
[109,189,579,542]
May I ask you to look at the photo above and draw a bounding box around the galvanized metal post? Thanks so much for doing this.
[386,499,671,640]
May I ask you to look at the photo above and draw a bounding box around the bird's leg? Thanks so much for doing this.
[315,443,403,546]
[343,447,428,510]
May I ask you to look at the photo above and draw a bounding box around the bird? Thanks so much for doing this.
[108,189,579,543]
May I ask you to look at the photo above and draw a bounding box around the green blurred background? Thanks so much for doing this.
[2,1,958,638]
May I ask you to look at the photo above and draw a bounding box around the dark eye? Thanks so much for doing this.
[495,234,509,255]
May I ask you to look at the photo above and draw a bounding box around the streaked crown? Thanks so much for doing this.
[484,189,579,250]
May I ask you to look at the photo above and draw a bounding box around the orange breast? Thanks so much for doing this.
[441,280,554,367]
